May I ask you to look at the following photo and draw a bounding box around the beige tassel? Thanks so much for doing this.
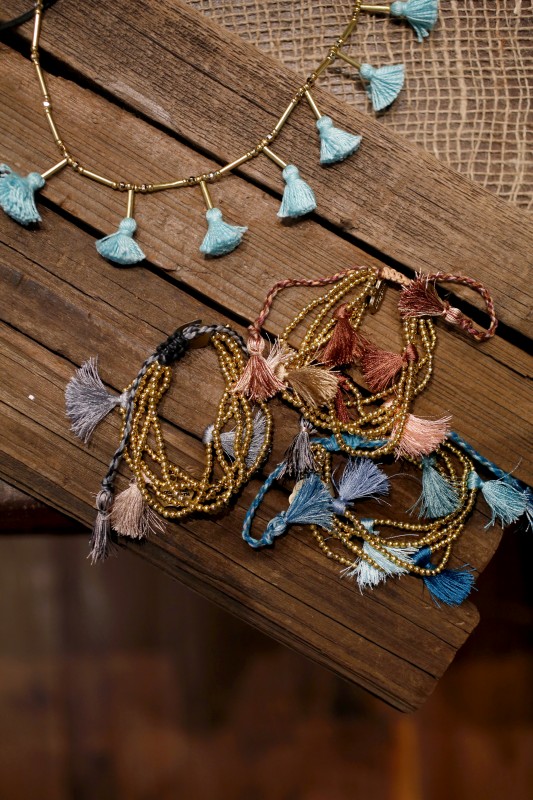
[110,480,165,539]
[283,364,339,407]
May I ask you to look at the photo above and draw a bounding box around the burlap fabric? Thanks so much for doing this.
[189,1,532,210]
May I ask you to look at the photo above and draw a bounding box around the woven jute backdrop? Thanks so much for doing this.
[188,0,532,210]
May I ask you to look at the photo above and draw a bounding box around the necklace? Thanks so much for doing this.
[1,0,438,261]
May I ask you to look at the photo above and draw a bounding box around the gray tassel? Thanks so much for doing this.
[203,410,267,469]
[279,419,316,479]
[89,487,115,564]
[65,358,126,443]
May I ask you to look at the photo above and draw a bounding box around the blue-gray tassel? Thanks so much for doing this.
[0,164,45,225]
[65,358,127,443]
[359,63,405,111]
[278,165,317,218]
[261,472,333,546]
[199,207,247,256]
[412,455,459,519]
[468,471,532,529]
[96,217,146,265]
[332,458,389,515]
[89,487,116,564]
[390,0,439,42]
[413,546,475,606]
[315,116,362,165]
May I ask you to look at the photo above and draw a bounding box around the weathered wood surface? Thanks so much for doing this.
[0,0,531,711]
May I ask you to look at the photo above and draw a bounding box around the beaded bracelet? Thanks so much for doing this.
[233,266,498,461]
[65,322,272,562]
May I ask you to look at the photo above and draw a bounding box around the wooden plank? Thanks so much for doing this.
[1,48,531,481]
[0,202,508,711]
[2,0,532,334]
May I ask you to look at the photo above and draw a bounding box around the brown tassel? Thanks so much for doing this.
[360,342,418,393]
[110,480,164,540]
[284,364,339,407]
[232,334,288,401]
[322,303,367,366]
[335,376,351,423]
[398,276,446,319]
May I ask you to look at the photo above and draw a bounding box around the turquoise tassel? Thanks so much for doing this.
[359,63,405,111]
[390,0,439,42]
[315,116,362,165]
[96,217,145,266]
[413,546,475,606]
[468,471,531,529]
[199,207,247,256]
[0,164,45,225]
[412,456,459,519]
[278,165,317,218]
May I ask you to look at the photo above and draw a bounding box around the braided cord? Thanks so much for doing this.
[242,462,285,548]
[449,431,528,492]
[426,272,498,341]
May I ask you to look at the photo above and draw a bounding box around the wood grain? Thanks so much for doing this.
[2,0,533,334]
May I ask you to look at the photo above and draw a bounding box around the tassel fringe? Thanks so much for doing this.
[203,410,267,469]
[316,116,362,165]
[232,337,289,401]
[284,364,339,407]
[0,164,45,225]
[322,304,367,366]
[65,358,124,443]
[359,63,405,111]
[394,414,451,459]
[278,165,317,218]
[89,488,115,564]
[111,480,164,539]
[360,345,405,392]
[279,419,317,478]
[96,217,145,265]
[263,472,333,545]
[200,207,247,256]
[413,546,475,606]
[412,456,459,518]
[390,0,439,42]
[332,457,389,514]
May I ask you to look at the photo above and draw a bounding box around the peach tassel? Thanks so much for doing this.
[110,480,165,539]
[232,333,289,401]
[360,342,418,393]
[394,414,451,459]
[322,303,367,366]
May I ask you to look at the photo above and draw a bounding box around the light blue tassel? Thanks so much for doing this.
[248,472,333,548]
[413,546,475,606]
[96,217,146,266]
[0,164,45,225]
[315,116,362,165]
[199,207,247,256]
[332,458,389,515]
[278,165,317,218]
[359,63,405,111]
[342,536,417,590]
[468,471,532,529]
[412,456,459,519]
[390,0,439,42]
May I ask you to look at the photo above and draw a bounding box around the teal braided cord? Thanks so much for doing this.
[448,431,529,492]
[242,462,285,548]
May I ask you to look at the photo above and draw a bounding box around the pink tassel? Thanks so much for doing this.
[398,276,446,319]
[322,304,367,366]
[394,414,451,459]
[232,334,288,401]
[110,480,164,539]
[360,342,418,393]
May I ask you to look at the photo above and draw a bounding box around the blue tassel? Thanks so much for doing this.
[332,458,389,515]
[413,546,475,606]
[0,164,45,225]
[278,165,317,218]
[390,0,439,42]
[412,456,459,519]
[468,471,531,529]
[312,433,388,452]
[315,116,362,165]
[261,472,333,546]
[359,63,405,111]
[199,207,247,256]
[96,217,145,265]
